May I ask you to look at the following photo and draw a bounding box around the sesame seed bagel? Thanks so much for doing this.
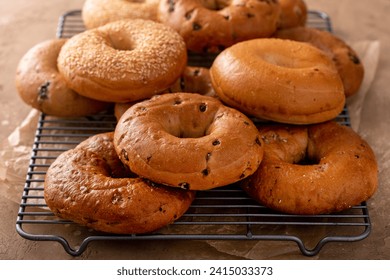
[241,122,378,215]
[57,19,187,103]
[44,132,195,234]
[158,0,281,53]
[114,93,264,190]
[274,26,364,97]
[82,0,160,29]
[15,39,110,117]
[210,38,345,124]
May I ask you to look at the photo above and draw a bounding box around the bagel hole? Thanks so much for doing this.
[260,53,303,69]
[166,125,211,139]
[172,126,211,138]
[109,162,138,179]
[163,103,216,139]
[296,156,320,166]
[107,34,135,51]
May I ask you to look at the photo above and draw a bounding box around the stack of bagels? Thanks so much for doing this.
[15,0,378,234]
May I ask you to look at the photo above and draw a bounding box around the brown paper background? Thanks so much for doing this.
[1,0,390,259]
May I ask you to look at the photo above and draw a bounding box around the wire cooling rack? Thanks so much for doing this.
[16,10,371,257]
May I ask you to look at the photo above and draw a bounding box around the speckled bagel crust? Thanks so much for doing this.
[15,39,110,117]
[82,0,160,29]
[158,0,281,53]
[114,93,264,190]
[44,132,195,234]
[57,19,187,103]
[274,26,364,97]
[241,122,378,215]
[277,0,307,29]
[210,38,345,124]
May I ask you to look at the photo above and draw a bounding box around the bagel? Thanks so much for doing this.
[277,0,307,29]
[82,0,160,29]
[241,122,378,215]
[15,39,110,117]
[114,93,264,190]
[44,132,195,234]
[274,26,364,97]
[210,38,345,124]
[57,19,187,103]
[114,101,137,123]
[167,66,216,97]
[158,0,281,53]
[114,66,216,121]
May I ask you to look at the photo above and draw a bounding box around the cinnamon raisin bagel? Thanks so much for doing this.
[241,122,378,215]
[15,39,110,117]
[57,19,187,103]
[210,38,345,124]
[44,132,195,234]
[274,26,364,97]
[114,93,264,190]
[158,0,281,53]
[82,0,160,29]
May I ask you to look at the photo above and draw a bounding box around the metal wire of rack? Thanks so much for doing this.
[16,10,371,257]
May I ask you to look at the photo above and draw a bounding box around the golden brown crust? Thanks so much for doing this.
[241,122,378,214]
[57,19,187,103]
[82,0,160,29]
[274,26,364,97]
[114,93,264,190]
[277,0,307,29]
[44,132,195,234]
[158,0,281,53]
[210,38,345,124]
[15,39,110,117]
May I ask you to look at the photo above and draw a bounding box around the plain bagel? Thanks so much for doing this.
[241,122,378,215]
[82,0,160,29]
[44,132,195,234]
[274,26,364,97]
[114,93,264,190]
[57,19,187,103]
[210,38,345,124]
